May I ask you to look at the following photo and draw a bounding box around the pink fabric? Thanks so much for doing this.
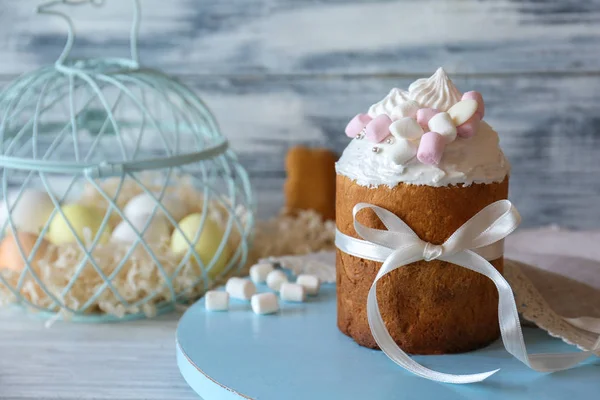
[461,91,485,118]
[417,131,446,165]
[365,114,392,143]
[345,113,372,138]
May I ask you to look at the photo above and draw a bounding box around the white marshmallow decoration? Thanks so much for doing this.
[205,290,229,311]
[249,263,274,283]
[280,282,306,302]
[251,293,279,315]
[0,189,55,234]
[225,277,256,300]
[266,270,288,292]
[111,213,170,244]
[296,274,320,296]
[388,117,424,140]
[447,99,479,126]
[389,100,420,120]
[123,192,188,222]
[383,138,418,165]
[427,112,457,143]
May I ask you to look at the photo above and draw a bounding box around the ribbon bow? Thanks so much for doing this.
[335,200,600,384]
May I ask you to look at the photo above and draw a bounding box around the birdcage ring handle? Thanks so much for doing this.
[37,0,141,69]
[0,138,229,179]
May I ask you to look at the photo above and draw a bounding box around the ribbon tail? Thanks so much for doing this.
[444,252,600,373]
[367,248,500,384]
[527,332,600,371]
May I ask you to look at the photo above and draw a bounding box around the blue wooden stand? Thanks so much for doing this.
[176,284,599,400]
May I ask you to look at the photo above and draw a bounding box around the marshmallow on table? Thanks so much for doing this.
[266,270,288,292]
[280,282,306,302]
[296,274,320,296]
[461,91,485,118]
[251,293,279,315]
[417,131,446,165]
[345,113,372,138]
[249,263,274,283]
[427,112,457,143]
[225,277,256,300]
[365,115,392,143]
[205,290,229,311]
[416,108,439,128]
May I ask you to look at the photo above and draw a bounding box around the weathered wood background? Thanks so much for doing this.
[1,0,600,228]
[0,1,600,399]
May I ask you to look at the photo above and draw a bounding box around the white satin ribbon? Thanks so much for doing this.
[335,200,600,384]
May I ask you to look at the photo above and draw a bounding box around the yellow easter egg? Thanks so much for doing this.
[48,204,111,245]
[0,232,50,272]
[171,213,231,279]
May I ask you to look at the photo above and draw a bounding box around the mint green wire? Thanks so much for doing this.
[0,0,254,321]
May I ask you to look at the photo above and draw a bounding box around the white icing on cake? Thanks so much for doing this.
[336,68,510,188]
[336,121,509,187]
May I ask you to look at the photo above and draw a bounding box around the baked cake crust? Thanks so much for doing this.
[336,174,509,354]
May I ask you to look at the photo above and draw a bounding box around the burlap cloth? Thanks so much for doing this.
[265,227,600,354]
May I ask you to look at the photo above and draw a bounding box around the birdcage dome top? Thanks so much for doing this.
[0,59,227,179]
[0,0,227,180]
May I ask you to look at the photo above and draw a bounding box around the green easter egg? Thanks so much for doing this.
[171,213,231,279]
[48,204,111,245]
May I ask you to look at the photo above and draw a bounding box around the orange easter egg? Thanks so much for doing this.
[0,232,50,272]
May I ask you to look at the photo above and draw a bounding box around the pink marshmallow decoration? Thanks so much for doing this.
[416,108,439,128]
[461,91,485,119]
[456,114,481,138]
[417,131,446,165]
[365,114,393,143]
[345,113,373,138]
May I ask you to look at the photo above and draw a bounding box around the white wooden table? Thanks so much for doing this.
[0,310,198,400]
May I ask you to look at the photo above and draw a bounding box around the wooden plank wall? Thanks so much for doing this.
[1,0,600,228]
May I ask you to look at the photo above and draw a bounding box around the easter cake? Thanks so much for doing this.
[335,68,510,354]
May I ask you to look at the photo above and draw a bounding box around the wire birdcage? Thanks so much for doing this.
[0,0,254,321]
